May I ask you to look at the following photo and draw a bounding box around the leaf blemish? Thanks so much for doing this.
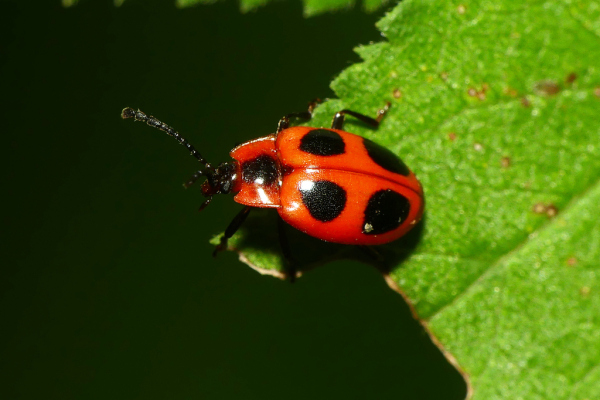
[504,87,518,97]
[534,79,561,96]
[546,204,558,218]
[531,202,559,218]
[467,84,489,100]
[532,202,547,214]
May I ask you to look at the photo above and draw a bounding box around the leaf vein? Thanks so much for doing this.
[428,175,600,321]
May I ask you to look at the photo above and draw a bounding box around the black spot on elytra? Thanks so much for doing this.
[299,129,345,156]
[362,189,410,235]
[300,180,346,222]
[242,154,279,186]
[363,138,410,176]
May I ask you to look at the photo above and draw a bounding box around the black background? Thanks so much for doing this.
[1,0,466,398]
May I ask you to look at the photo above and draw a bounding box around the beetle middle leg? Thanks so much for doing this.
[331,102,391,130]
[276,99,321,133]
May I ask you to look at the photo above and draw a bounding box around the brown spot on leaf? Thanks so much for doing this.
[566,257,577,267]
[457,4,466,14]
[468,84,489,100]
[534,80,560,96]
[546,204,558,218]
[504,87,518,97]
[532,202,558,218]
[565,72,577,84]
[448,132,457,141]
[393,88,402,99]
[521,97,531,108]
[501,156,511,168]
[532,202,547,214]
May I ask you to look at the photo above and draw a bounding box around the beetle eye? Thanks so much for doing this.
[221,180,231,193]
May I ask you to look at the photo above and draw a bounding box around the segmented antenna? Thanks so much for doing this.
[121,107,213,172]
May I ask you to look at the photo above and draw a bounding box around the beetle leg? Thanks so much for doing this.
[359,245,384,262]
[331,102,391,130]
[183,170,205,189]
[359,245,391,274]
[276,99,321,134]
[277,214,297,282]
[198,196,213,212]
[213,206,252,257]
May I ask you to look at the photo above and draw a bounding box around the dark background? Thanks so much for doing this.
[1,0,466,398]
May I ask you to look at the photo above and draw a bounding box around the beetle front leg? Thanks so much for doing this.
[183,170,204,189]
[213,206,252,257]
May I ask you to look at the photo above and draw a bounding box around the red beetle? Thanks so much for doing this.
[122,102,423,274]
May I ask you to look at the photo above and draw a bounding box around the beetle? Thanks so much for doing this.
[121,101,423,276]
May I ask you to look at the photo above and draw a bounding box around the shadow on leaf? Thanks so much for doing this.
[221,208,425,280]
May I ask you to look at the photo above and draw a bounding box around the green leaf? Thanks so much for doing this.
[220,0,600,397]
[88,0,391,16]
[177,0,389,15]
[302,0,356,15]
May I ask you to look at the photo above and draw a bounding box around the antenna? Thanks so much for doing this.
[121,108,213,173]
